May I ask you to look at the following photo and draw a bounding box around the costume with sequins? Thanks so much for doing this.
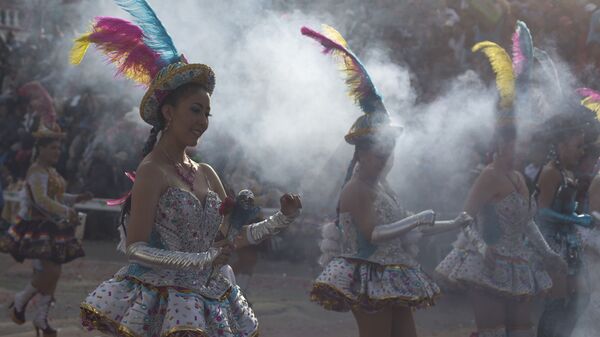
[81,187,258,337]
[310,188,440,312]
[435,192,553,300]
[0,163,84,263]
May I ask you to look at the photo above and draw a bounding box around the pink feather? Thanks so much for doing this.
[301,26,345,55]
[577,88,600,103]
[88,17,163,85]
[301,26,381,112]
[512,29,524,76]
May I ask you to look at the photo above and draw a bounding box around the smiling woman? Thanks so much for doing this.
[71,1,302,337]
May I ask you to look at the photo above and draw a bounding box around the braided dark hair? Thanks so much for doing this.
[119,82,209,230]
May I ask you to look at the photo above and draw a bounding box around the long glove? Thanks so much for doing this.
[245,211,299,245]
[538,208,593,228]
[370,210,435,244]
[126,242,221,271]
[421,212,473,236]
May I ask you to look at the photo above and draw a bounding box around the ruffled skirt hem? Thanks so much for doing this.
[435,248,552,301]
[310,257,440,313]
[81,276,259,337]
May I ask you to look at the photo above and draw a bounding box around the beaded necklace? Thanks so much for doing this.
[161,148,197,193]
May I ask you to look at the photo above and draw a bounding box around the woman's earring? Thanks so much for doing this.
[164,119,171,132]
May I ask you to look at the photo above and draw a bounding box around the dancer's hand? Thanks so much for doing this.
[76,192,94,203]
[280,194,302,217]
[212,241,233,267]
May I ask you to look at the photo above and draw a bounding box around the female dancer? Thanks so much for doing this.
[535,112,593,337]
[72,1,301,336]
[0,82,92,337]
[436,28,566,337]
[302,25,468,337]
[436,122,564,337]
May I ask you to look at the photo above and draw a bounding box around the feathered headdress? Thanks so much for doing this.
[301,25,400,145]
[473,20,537,124]
[71,0,215,127]
[577,88,600,119]
[18,82,64,139]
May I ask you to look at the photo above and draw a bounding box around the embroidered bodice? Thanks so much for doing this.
[480,192,537,259]
[116,187,232,299]
[339,189,420,267]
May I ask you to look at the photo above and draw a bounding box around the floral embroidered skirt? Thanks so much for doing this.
[0,219,84,264]
[435,247,552,300]
[81,276,259,337]
[310,257,440,313]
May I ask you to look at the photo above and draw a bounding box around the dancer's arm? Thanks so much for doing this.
[537,208,592,227]
[126,161,164,247]
[420,212,473,236]
[241,194,302,245]
[340,180,434,244]
[126,241,221,270]
[370,210,436,243]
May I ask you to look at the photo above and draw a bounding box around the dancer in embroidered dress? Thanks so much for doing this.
[301,25,469,337]
[534,114,593,337]
[435,22,566,337]
[572,139,600,337]
[0,81,93,337]
[71,1,301,336]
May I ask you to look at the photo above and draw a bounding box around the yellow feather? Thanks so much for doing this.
[321,24,348,48]
[472,41,515,108]
[70,32,92,65]
[581,97,600,119]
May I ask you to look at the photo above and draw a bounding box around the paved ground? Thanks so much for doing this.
[0,241,479,337]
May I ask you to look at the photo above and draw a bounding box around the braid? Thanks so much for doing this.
[142,125,161,158]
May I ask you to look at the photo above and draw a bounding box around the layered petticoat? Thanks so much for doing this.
[81,275,258,337]
[0,219,85,264]
[310,257,440,313]
[435,241,552,300]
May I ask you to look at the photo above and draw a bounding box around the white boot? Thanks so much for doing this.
[32,294,56,337]
[9,283,37,324]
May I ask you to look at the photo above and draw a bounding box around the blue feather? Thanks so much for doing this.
[113,0,180,65]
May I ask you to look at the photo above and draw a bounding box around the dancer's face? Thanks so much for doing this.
[37,139,62,166]
[358,140,395,179]
[162,87,211,147]
[558,134,585,169]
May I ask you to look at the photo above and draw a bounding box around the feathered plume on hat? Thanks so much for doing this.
[70,0,215,127]
[473,20,538,125]
[18,81,64,139]
[301,24,401,145]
